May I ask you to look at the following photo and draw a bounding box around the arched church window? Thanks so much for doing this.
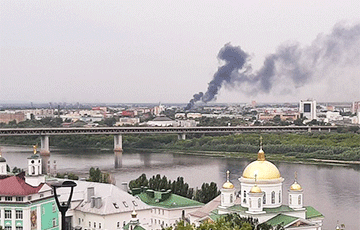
[263,192,266,204]
[271,191,275,204]
[279,191,281,203]
[32,166,35,175]
[290,195,292,205]
[298,195,301,205]
[249,198,252,208]
[243,190,246,203]
[258,198,261,208]
[230,194,233,203]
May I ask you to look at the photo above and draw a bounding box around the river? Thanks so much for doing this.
[1,146,359,230]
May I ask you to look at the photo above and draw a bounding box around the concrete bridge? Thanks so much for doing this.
[0,126,337,171]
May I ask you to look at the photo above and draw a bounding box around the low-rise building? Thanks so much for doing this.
[131,189,204,230]
[0,149,60,230]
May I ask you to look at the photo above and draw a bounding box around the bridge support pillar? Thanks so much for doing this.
[178,133,186,140]
[40,135,50,174]
[114,134,123,168]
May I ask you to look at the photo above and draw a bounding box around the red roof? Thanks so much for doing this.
[0,174,43,196]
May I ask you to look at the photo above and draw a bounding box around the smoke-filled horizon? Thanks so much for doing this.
[185,23,360,110]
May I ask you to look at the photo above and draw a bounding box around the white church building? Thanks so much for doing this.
[189,141,324,229]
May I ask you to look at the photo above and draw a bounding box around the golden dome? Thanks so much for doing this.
[290,181,302,191]
[250,185,262,193]
[222,181,234,189]
[222,170,234,189]
[242,146,281,180]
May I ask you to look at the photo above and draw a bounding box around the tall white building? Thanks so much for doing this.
[299,99,317,121]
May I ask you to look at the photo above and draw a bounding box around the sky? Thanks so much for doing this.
[1,0,359,105]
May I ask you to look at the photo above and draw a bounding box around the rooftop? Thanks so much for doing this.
[135,190,203,209]
[0,173,43,196]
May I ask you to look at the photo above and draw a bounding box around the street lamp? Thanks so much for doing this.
[50,180,77,230]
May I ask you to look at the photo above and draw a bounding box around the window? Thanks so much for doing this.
[5,196,12,201]
[279,191,281,203]
[271,191,275,204]
[249,198,252,208]
[16,210,23,219]
[53,218,56,227]
[263,192,266,204]
[5,210,12,219]
[258,198,261,208]
[52,203,56,212]
[16,227,23,230]
[243,190,247,204]
[28,196,32,201]
[123,201,128,208]
[5,226,12,230]
[89,221,91,227]
[16,197,23,202]
[40,193,44,198]
[162,209,164,215]
[94,222,96,228]
[230,194,233,203]
[298,195,301,205]
[99,223,102,229]
[290,195,292,205]
[132,201,138,206]
[113,203,119,209]
[79,218,81,225]
[117,222,120,228]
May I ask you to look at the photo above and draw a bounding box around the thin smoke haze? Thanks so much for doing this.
[185,22,360,110]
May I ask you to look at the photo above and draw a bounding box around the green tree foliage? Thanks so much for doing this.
[129,174,216,201]
[129,173,149,189]
[12,167,24,174]
[55,173,79,180]
[163,214,283,230]
[88,167,110,183]
[194,182,220,204]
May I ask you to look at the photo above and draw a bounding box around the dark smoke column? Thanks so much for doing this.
[202,43,249,102]
[185,44,249,110]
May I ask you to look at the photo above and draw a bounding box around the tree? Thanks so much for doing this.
[194,182,220,204]
[163,214,282,230]
[129,173,149,189]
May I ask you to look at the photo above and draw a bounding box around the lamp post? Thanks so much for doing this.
[50,180,77,230]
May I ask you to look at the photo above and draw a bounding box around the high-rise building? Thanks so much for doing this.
[299,99,317,120]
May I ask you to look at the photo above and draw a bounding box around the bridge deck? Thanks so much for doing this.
[0,126,337,136]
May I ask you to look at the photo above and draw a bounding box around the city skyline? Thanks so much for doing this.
[1,0,360,104]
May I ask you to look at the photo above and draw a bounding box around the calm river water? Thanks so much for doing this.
[1,146,359,230]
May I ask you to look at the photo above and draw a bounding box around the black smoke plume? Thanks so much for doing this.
[185,23,360,110]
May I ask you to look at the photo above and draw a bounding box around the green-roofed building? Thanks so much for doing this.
[188,146,324,230]
[132,189,204,229]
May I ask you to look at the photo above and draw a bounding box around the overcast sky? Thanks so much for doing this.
[1,0,359,104]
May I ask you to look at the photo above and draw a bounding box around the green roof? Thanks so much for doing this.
[263,205,295,213]
[28,154,41,159]
[123,223,146,230]
[226,204,248,212]
[265,214,298,227]
[305,206,324,219]
[136,191,203,209]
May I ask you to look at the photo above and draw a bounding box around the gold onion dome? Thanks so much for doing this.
[250,184,262,193]
[222,171,234,189]
[290,181,302,191]
[242,148,281,180]
[290,172,302,191]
